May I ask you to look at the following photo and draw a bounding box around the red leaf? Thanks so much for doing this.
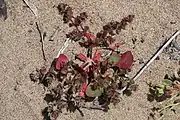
[79,82,87,97]
[76,53,87,62]
[164,90,173,95]
[115,42,124,47]
[56,54,68,70]
[116,51,133,70]
[93,50,101,63]
[83,32,97,41]
[107,36,115,44]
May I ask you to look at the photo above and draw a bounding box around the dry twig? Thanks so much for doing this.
[56,38,71,58]
[132,30,180,81]
[23,0,38,16]
[35,22,47,61]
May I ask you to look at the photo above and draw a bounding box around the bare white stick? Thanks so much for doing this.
[56,38,71,58]
[115,86,127,94]
[132,30,180,81]
[23,0,38,17]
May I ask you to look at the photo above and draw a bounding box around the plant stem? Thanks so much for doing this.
[157,103,180,120]
[56,38,71,58]
[159,103,180,112]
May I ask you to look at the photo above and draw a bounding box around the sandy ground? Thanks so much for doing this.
[0,0,180,120]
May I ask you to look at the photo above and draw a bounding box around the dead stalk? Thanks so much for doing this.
[22,0,38,17]
[56,38,71,58]
[35,22,47,61]
[132,30,180,81]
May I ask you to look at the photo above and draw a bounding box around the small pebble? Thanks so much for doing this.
[155,56,160,60]
[140,37,145,43]
[132,38,137,44]
[170,21,176,24]
[138,58,144,64]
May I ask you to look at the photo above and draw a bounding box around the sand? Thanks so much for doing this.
[0,0,180,120]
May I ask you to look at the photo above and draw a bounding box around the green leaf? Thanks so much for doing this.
[165,86,171,90]
[80,79,85,83]
[86,85,104,97]
[157,84,165,89]
[161,79,172,86]
[99,87,104,93]
[157,79,172,89]
[108,55,120,63]
[157,88,164,95]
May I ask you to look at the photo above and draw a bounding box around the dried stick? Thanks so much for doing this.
[35,22,47,61]
[56,38,71,58]
[132,30,180,81]
[22,0,38,16]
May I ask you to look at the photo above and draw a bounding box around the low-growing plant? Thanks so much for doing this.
[148,73,180,120]
[30,3,136,120]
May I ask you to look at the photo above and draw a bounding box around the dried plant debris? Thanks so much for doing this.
[148,96,180,120]
[23,0,38,16]
[30,3,136,120]
[0,0,7,20]
[163,36,180,60]
[148,73,180,120]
